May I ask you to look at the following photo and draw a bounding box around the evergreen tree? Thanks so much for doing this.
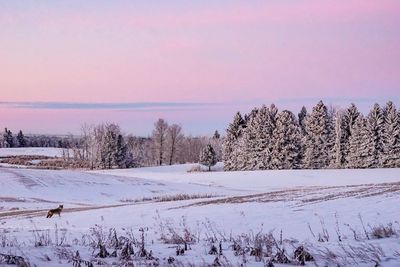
[297,106,308,168]
[96,123,122,169]
[213,130,220,139]
[346,103,361,131]
[366,103,385,167]
[331,111,347,168]
[244,106,270,170]
[3,128,8,148]
[238,104,277,170]
[260,104,278,169]
[244,107,259,125]
[223,112,245,171]
[348,116,375,168]
[327,105,337,165]
[381,101,400,167]
[298,106,307,134]
[115,134,128,168]
[199,144,217,171]
[332,104,360,168]
[343,103,360,166]
[271,110,302,169]
[3,128,14,148]
[101,126,118,169]
[303,101,334,169]
[210,130,223,162]
[17,130,27,147]
[235,107,258,170]
[239,107,267,170]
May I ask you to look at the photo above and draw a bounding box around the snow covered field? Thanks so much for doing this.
[96,163,400,191]
[1,160,400,266]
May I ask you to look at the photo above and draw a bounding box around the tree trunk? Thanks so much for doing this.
[169,144,175,165]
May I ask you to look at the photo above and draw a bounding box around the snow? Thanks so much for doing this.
[1,163,400,266]
[94,164,400,191]
[0,147,65,158]
[0,167,227,210]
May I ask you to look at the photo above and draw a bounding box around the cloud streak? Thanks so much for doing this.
[0,101,215,110]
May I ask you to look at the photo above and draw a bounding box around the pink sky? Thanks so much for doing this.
[0,0,399,135]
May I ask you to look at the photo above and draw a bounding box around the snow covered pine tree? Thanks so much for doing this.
[223,112,245,171]
[271,110,302,169]
[348,115,376,168]
[200,144,217,171]
[303,101,334,169]
[381,101,400,167]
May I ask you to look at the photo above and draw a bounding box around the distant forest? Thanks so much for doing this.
[1,130,80,149]
[224,101,400,170]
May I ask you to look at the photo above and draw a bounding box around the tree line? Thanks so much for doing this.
[77,120,222,169]
[0,120,222,170]
[1,129,80,148]
[223,101,400,171]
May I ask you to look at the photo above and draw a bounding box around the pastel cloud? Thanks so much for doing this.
[0,0,399,134]
[0,101,212,110]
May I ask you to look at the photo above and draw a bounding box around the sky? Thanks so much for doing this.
[0,0,399,136]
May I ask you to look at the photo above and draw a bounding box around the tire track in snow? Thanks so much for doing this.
[173,181,400,209]
[0,203,136,220]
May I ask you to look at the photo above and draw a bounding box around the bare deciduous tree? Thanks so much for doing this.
[166,124,184,165]
[152,119,169,166]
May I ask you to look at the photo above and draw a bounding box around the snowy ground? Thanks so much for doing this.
[95,163,400,191]
[1,158,400,266]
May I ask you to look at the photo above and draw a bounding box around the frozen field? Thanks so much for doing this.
[95,163,400,191]
[0,162,400,266]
